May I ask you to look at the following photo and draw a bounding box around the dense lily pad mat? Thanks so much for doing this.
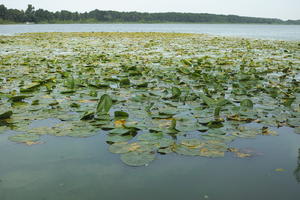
[0,32,299,166]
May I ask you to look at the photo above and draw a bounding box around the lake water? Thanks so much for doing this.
[0,24,300,200]
[0,24,300,40]
[1,125,299,200]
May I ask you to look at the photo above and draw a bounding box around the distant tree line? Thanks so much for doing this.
[0,4,299,24]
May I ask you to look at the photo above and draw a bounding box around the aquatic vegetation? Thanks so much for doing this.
[8,134,40,144]
[0,32,299,166]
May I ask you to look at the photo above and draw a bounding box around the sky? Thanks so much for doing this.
[2,0,300,20]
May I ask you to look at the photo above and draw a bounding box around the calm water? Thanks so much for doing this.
[0,122,299,200]
[0,24,300,40]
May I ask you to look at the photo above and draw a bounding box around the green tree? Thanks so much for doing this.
[25,4,36,22]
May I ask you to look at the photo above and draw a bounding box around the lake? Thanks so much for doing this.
[0,30,299,200]
[0,24,300,40]
[1,127,299,200]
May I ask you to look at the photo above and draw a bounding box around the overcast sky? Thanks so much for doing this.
[2,0,300,20]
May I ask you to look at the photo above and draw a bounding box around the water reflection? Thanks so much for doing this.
[294,148,300,183]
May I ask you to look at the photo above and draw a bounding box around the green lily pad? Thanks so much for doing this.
[136,82,148,88]
[66,130,99,138]
[157,137,174,148]
[180,138,205,148]
[240,99,254,109]
[9,95,31,102]
[0,111,13,120]
[114,111,129,118]
[8,134,40,143]
[109,128,131,135]
[120,78,130,86]
[199,148,225,158]
[120,151,156,166]
[171,87,181,98]
[288,118,300,127]
[96,94,113,115]
[106,135,133,143]
[109,142,131,154]
[158,146,173,154]
[174,144,200,156]
[137,132,164,141]
[80,111,95,120]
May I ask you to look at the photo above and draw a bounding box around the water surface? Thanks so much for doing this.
[0,126,299,200]
[1,24,300,40]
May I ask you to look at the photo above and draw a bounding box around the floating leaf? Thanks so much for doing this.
[114,111,129,118]
[106,135,133,143]
[157,137,174,148]
[261,127,277,136]
[120,151,156,166]
[199,148,225,158]
[96,94,113,115]
[181,59,192,66]
[24,141,43,146]
[80,111,94,120]
[137,132,163,141]
[282,97,295,107]
[120,78,130,86]
[171,87,181,98]
[145,102,154,113]
[214,106,221,118]
[109,128,131,135]
[0,111,13,120]
[136,82,148,88]
[9,134,40,143]
[9,95,31,102]
[275,168,286,172]
[288,118,300,127]
[235,152,252,158]
[20,82,42,92]
[67,130,98,138]
[240,99,253,109]
[180,138,204,148]
[174,144,200,156]
[200,94,215,107]
[158,146,173,154]
[109,142,132,154]
[65,76,75,89]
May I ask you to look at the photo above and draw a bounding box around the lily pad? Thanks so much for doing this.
[174,144,200,156]
[137,132,164,141]
[158,146,173,154]
[0,111,13,120]
[288,118,300,127]
[240,99,254,109]
[106,135,133,143]
[120,151,156,166]
[96,94,113,115]
[114,111,129,118]
[109,128,131,135]
[8,134,40,143]
[180,138,205,148]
